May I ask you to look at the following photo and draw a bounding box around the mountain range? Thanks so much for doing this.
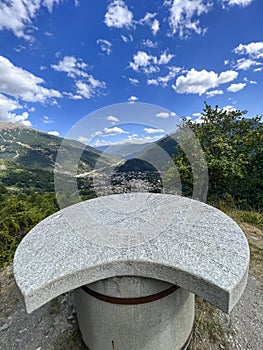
[0,122,178,193]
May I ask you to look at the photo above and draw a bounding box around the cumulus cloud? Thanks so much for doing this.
[158,52,174,65]
[221,105,237,112]
[128,96,138,103]
[77,136,89,144]
[164,0,212,38]
[156,111,177,118]
[48,130,60,136]
[235,58,261,70]
[206,89,224,98]
[227,83,246,92]
[0,0,67,40]
[75,78,106,99]
[52,56,106,99]
[106,115,120,124]
[97,39,112,55]
[0,56,62,103]
[138,13,160,35]
[221,0,254,7]
[234,42,263,59]
[0,93,32,126]
[172,68,238,95]
[103,126,129,136]
[142,39,158,48]
[129,50,174,74]
[129,51,154,71]
[51,56,89,78]
[147,66,182,87]
[128,77,139,85]
[104,0,133,29]
[152,19,160,35]
[144,127,165,134]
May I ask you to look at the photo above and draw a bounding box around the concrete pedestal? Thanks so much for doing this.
[75,276,195,350]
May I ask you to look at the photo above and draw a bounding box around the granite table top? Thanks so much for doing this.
[13,193,249,314]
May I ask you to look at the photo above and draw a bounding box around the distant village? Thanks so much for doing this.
[78,170,163,198]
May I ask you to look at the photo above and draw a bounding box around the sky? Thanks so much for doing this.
[0,0,262,145]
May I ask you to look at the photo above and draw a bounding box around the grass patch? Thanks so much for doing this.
[189,297,231,350]
[223,209,263,279]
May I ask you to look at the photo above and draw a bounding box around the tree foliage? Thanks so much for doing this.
[164,103,263,210]
[0,191,59,269]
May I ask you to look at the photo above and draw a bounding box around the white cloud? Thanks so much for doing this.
[97,39,112,55]
[144,127,165,134]
[147,79,159,86]
[106,115,120,124]
[158,52,174,65]
[152,19,160,35]
[129,50,175,74]
[0,93,32,126]
[0,0,65,40]
[206,89,224,98]
[234,42,263,59]
[221,105,237,112]
[139,12,156,24]
[43,116,54,124]
[51,56,89,78]
[244,77,257,84]
[156,111,177,118]
[0,56,62,103]
[75,78,106,99]
[138,13,160,35]
[64,92,82,100]
[142,39,158,48]
[77,136,89,144]
[52,56,106,99]
[121,34,133,43]
[254,67,263,72]
[128,77,139,85]
[147,66,182,87]
[92,134,163,147]
[164,0,212,38]
[235,58,261,70]
[192,112,201,117]
[48,130,60,136]
[221,0,254,7]
[172,68,238,95]
[227,83,246,92]
[128,96,138,103]
[104,0,133,29]
[103,126,129,135]
[129,51,155,72]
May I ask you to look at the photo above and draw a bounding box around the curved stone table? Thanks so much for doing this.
[13,193,249,350]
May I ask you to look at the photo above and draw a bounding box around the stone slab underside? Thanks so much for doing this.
[13,193,249,314]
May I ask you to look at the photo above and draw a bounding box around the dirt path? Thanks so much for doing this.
[0,263,262,350]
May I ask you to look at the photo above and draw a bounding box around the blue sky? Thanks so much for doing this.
[0,0,262,145]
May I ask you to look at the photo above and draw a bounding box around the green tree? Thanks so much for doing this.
[164,103,263,209]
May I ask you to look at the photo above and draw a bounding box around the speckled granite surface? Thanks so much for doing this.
[13,193,249,313]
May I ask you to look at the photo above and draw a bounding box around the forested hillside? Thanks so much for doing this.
[0,104,262,270]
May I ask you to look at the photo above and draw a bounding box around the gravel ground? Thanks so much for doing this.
[0,264,262,350]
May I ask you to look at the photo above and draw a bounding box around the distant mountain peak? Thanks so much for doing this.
[0,122,31,131]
